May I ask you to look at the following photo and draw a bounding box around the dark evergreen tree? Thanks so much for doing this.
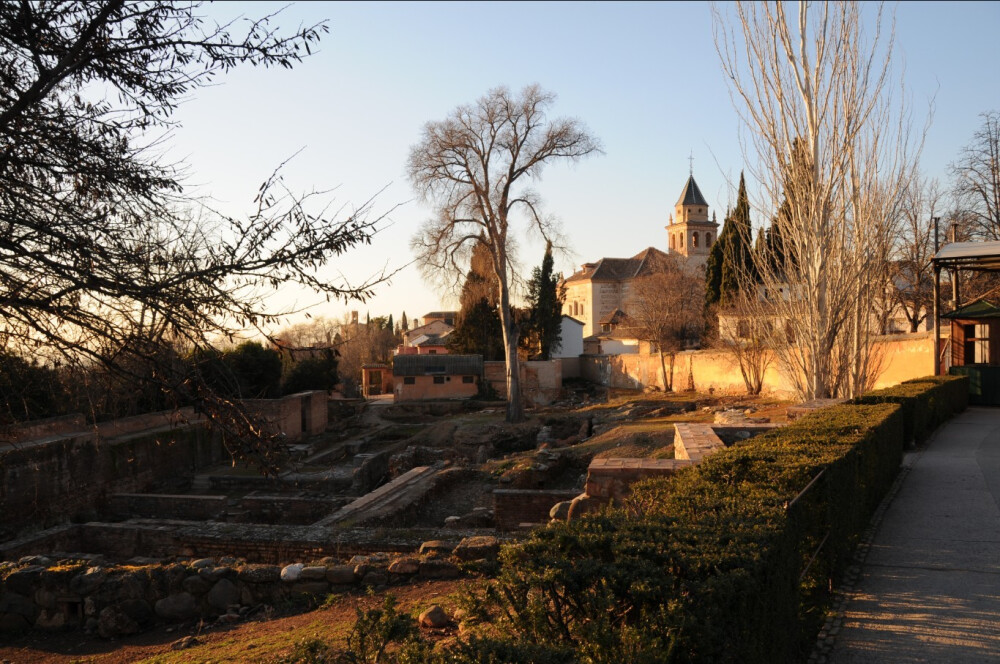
[721,172,755,301]
[523,242,564,359]
[448,239,504,360]
[705,210,728,306]
[400,311,409,332]
[706,172,755,306]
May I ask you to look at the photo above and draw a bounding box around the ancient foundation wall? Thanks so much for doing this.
[0,424,222,540]
[0,550,472,636]
[2,413,86,444]
[492,489,582,531]
[108,494,228,522]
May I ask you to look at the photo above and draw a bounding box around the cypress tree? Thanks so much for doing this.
[720,172,755,303]
[525,242,564,360]
[705,171,755,306]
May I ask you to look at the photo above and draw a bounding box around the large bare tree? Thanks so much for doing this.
[408,85,600,422]
[0,2,387,469]
[950,110,1000,240]
[625,255,704,392]
[889,177,943,332]
[714,1,917,399]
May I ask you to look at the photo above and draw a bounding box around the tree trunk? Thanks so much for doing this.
[498,278,524,423]
[658,348,670,392]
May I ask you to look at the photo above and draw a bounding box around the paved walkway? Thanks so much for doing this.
[830,407,1000,663]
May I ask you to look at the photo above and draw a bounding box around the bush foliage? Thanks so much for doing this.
[377,375,968,663]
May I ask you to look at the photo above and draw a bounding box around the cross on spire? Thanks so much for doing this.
[688,151,694,175]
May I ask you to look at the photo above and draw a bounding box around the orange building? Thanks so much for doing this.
[392,354,482,401]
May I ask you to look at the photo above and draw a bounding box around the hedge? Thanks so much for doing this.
[851,374,969,444]
[444,376,967,664]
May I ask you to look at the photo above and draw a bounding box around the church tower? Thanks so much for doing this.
[666,173,718,267]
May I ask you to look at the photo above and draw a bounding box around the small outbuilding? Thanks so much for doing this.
[392,354,483,402]
[933,240,1000,405]
[943,299,1000,405]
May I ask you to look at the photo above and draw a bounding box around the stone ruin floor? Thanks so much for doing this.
[1,392,802,640]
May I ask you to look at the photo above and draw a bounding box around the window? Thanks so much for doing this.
[692,232,699,248]
[737,319,750,339]
[427,349,437,354]
[433,376,445,384]
[706,233,711,245]
[680,234,684,249]
[670,234,676,250]
[403,376,415,385]
[966,323,991,363]
[462,376,474,384]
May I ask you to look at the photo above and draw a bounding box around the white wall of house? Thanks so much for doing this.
[601,338,640,355]
[555,316,585,358]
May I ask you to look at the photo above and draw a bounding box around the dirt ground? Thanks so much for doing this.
[0,580,463,664]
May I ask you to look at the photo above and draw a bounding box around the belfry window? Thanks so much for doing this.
[692,232,699,248]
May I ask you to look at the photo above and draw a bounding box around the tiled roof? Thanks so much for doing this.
[564,247,672,284]
[676,175,709,207]
[392,354,483,376]
[599,308,628,325]
[943,299,1000,320]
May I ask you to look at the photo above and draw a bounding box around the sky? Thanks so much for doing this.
[164,1,1000,333]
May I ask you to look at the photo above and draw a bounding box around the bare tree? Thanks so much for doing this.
[714,1,918,400]
[951,111,1000,240]
[717,297,774,395]
[0,2,388,470]
[890,177,943,332]
[625,256,704,392]
[408,85,601,422]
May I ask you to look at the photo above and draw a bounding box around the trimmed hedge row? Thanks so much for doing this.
[851,374,969,444]
[454,376,968,664]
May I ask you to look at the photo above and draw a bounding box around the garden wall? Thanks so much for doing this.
[580,332,935,396]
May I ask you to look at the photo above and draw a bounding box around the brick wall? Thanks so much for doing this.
[108,494,228,521]
[238,495,344,525]
[243,397,302,441]
[493,489,581,531]
[0,423,223,540]
[484,360,562,406]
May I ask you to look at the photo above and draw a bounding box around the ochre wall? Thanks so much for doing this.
[581,333,935,397]
[394,375,479,401]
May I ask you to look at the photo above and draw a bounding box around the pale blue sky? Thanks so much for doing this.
[165,1,1000,331]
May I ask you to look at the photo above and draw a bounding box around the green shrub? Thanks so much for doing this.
[283,351,338,395]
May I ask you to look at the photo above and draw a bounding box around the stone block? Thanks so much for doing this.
[154,593,197,621]
[326,564,356,585]
[207,579,240,612]
[453,536,499,562]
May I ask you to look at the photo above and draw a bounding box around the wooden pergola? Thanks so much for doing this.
[932,240,1000,375]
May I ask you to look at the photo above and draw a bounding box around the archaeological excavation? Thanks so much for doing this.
[0,385,797,639]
